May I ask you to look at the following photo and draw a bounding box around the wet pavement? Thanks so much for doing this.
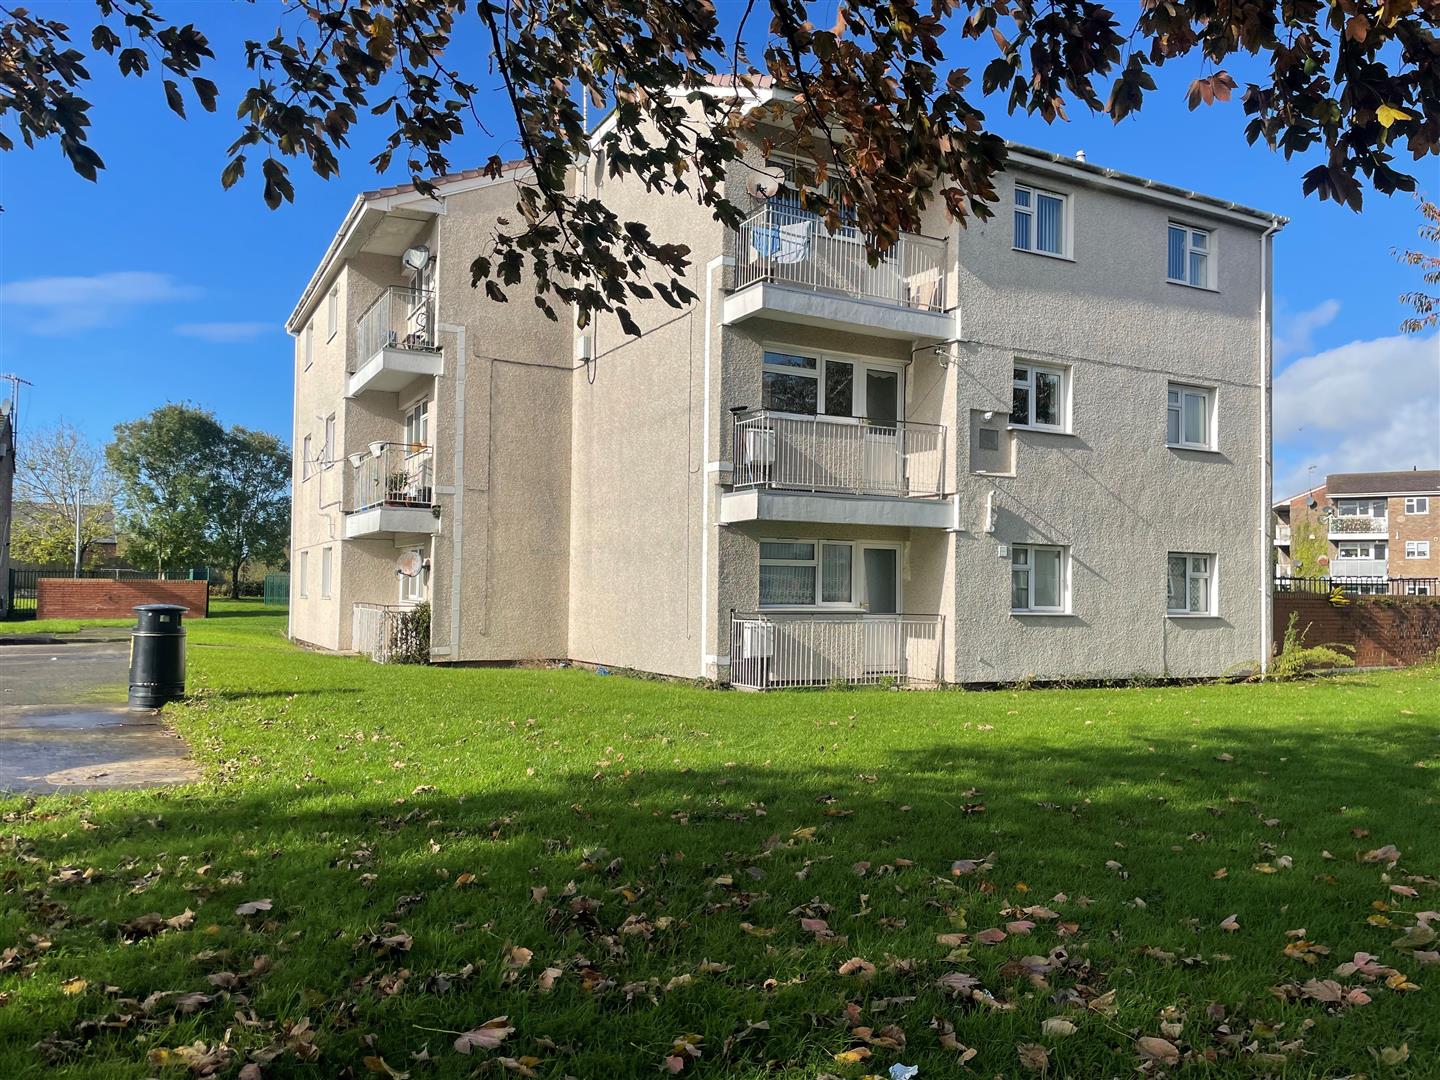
[0,636,200,794]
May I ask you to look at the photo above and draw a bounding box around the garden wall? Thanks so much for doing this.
[1274,594,1440,668]
[36,579,210,620]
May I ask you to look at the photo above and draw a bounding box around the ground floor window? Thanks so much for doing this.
[1167,552,1215,615]
[399,547,428,603]
[321,547,333,599]
[758,538,900,611]
[1405,540,1430,560]
[298,550,309,598]
[1011,544,1066,613]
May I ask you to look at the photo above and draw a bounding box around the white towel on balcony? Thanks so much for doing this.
[774,219,812,264]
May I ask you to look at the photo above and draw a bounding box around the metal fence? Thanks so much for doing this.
[263,572,290,607]
[1274,576,1438,597]
[732,204,948,311]
[729,612,945,690]
[352,602,425,663]
[349,444,434,512]
[354,286,436,369]
[5,565,208,617]
[732,410,946,498]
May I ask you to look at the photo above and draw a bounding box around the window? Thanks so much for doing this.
[326,287,338,340]
[1167,384,1214,450]
[1014,184,1067,257]
[298,551,309,598]
[1404,496,1430,515]
[1167,224,1212,288]
[1404,580,1433,596]
[759,349,903,420]
[404,399,430,448]
[304,323,314,369]
[323,414,336,469]
[1406,540,1431,559]
[1167,553,1215,615]
[759,540,854,607]
[301,434,313,480]
[762,351,820,415]
[1011,544,1067,613]
[1337,541,1386,561]
[400,548,427,602]
[1011,363,1067,430]
[320,547,333,599]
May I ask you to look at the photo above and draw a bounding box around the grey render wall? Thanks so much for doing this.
[946,162,1271,681]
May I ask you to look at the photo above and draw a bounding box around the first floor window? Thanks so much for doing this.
[1404,497,1430,515]
[1337,499,1385,518]
[323,414,336,469]
[1167,553,1214,615]
[1167,223,1212,288]
[404,398,430,447]
[1011,544,1066,613]
[301,434,313,480]
[1406,540,1431,559]
[1167,383,1213,449]
[321,547,333,599]
[762,351,819,414]
[1337,541,1386,561]
[304,323,314,369]
[1011,363,1066,430]
[298,551,309,598]
[759,540,854,607]
[1014,184,1066,256]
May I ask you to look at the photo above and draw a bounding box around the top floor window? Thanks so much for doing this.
[326,287,339,340]
[1167,383,1214,450]
[1011,363,1067,431]
[304,323,314,370]
[1014,184,1067,257]
[1404,496,1429,515]
[1337,499,1386,518]
[1168,223,1212,288]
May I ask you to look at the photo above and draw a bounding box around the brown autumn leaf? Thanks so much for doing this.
[504,945,533,969]
[937,971,979,995]
[454,1016,514,1054]
[1219,914,1239,932]
[975,928,1007,945]
[1360,844,1401,866]
[235,899,273,916]
[1017,1042,1050,1071]
[931,1016,978,1062]
[935,932,968,947]
[120,909,195,941]
[363,1056,411,1079]
[838,957,876,979]
[1136,1036,1180,1065]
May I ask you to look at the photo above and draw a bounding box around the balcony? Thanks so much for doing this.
[720,411,951,529]
[1328,516,1388,540]
[347,287,442,397]
[729,613,945,690]
[344,443,438,539]
[1274,524,1291,545]
[1329,557,1388,579]
[723,206,953,340]
[352,603,426,662]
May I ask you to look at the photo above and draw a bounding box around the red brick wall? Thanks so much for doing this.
[36,579,210,620]
[1275,593,1440,668]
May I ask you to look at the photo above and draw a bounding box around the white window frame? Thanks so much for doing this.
[399,547,427,603]
[1167,382,1215,451]
[1167,552,1217,616]
[303,322,314,370]
[1167,222,1214,289]
[1404,496,1429,515]
[760,346,907,421]
[326,287,339,341]
[757,538,901,612]
[1010,362,1069,432]
[320,546,333,599]
[1405,540,1431,559]
[1336,498,1386,519]
[322,414,336,470]
[1336,540,1386,561]
[403,397,431,448]
[1010,543,1068,615]
[1013,183,1070,259]
[298,550,309,598]
[1404,580,1433,596]
[301,434,313,481]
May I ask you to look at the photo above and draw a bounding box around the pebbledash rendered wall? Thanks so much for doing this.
[1275,594,1440,668]
[36,579,210,620]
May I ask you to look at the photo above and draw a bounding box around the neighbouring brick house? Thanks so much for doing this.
[1274,469,1439,590]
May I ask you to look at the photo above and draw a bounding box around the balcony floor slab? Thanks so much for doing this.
[721,282,954,341]
[344,505,439,539]
[720,489,953,529]
[346,347,443,397]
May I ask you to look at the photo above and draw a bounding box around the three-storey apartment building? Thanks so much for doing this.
[288,82,1285,685]
[1275,470,1439,586]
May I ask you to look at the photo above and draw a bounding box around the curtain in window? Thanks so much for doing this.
[1014,188,1032,250]
[1168,226,1187,281]
[1188,557,1210,613]
[1034,370,1060,426]
[1011,549,1030,610]
[821,544,852,603]
[1167,555,1187,611]
[1033,547,1061,609]
[760,564,816,606]
[1183,392,1206,445]
[1166,391,1182,444]
[1036,194,1063,254]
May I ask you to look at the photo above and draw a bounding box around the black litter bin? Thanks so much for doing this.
[129,604,188,710]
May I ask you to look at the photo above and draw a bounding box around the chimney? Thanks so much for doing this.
[1075,149,1087,162]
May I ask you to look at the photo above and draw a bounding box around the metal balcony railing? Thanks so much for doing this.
[354,286,436,371]
[729,612,945,690]
[732,205,948,311]
[1273,524,1291,545]
[352,603,425,663]
[732,410,946,498]
[349,444,433,512]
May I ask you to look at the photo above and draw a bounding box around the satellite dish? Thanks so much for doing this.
[749,166,785,199]
[396,551,424,578]
[402,245,431,271]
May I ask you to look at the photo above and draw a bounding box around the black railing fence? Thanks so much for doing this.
[1274,575,1437,597]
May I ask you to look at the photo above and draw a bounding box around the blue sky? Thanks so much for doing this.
[1,1,1435,496]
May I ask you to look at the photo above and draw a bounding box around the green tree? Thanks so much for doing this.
[209,427,290,599]
[12,422,117,572]
[1,1,1435,332]
[1395,196,1439,334]
[107,404,224,572]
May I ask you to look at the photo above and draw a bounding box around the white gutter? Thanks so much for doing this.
[1258,217,1284,674]
[442,322,466,660]
[699,255,731,677]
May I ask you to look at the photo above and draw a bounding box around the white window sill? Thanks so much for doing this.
[1012,247,1074,263]
[1011,610,1074,618]
[1167,443,1220,454]
[1011,424,1075,437]
[1166,279,1220,294]
[1166,613,1220,619]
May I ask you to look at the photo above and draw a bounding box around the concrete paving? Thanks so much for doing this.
[0,637,200,794]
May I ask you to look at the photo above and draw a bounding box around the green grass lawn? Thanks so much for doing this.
[2,604,1437,1078]
[0,600,284,636]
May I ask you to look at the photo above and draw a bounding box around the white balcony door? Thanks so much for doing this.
[861,545,902,673]
[862,370,904,495]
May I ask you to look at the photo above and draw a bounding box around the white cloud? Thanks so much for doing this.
[1275,298,1341,361]
[175,321,272,343]
[0,271,199,333]
[1273,331,1440,496]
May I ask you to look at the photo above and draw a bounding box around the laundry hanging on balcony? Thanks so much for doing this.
[750,217,812,264]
